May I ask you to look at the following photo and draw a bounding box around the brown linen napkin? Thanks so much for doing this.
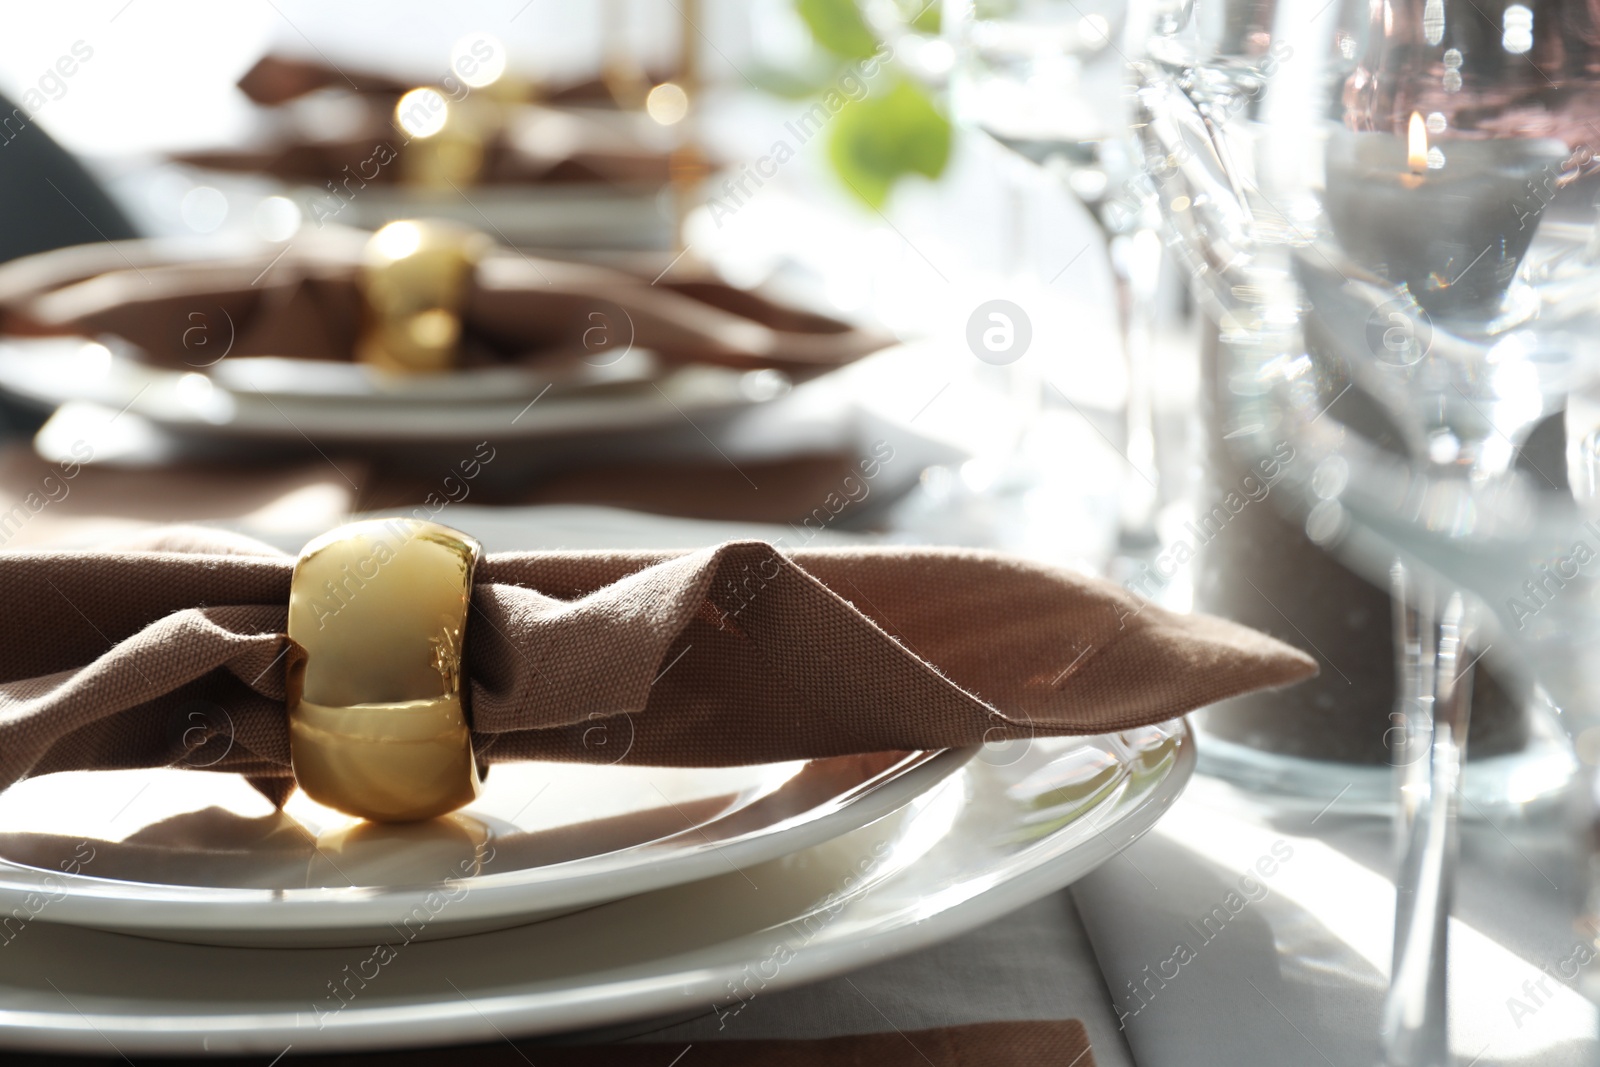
[0,530,1316,797]
[232,52,660,110]
[173,107,674,189]
[0,232,888,378]
[178,54,679,188]
[241,1020,1099,1066]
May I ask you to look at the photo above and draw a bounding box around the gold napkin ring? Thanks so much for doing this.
[394,86,492,190]
[356,220,491,374]
[286,518,484,822]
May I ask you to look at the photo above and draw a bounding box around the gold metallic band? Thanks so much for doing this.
[394,87,492,191]
[286,518,483,823]
[356,220,490,374]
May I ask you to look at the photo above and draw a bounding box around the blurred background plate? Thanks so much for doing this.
[324,182,674,250]
[204,349,662,401]
[0,335,790,443]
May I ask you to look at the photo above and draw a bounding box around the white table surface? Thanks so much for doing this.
[1074,771,1600,1067]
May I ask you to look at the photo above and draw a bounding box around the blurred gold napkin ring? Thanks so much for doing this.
[356,220,491,374]
[286,517,484,823]
[394,86,492,190]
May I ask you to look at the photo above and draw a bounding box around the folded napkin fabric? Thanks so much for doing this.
[0,529,1315,796]
[176,55,680,188]
[277,1020,1100,1066]
[0,232,888,378]
[174,104,675,189]
[232,52,659,110]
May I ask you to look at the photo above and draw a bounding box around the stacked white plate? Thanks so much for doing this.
[0,337,790,457]
[0,719,1193,1056]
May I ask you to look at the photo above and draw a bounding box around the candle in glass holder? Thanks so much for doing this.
[1323,114,1568,318]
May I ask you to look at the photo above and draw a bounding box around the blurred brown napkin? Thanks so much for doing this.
[176,54,677,188]
[233,53,657,110]
[0,232,887,377]
[174,106,673,189]
[0,529,1315,798]
[263,1020,1099,1066]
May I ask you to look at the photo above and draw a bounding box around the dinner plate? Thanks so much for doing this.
[163,128,676,250]
[325,182,675,250]
[205,350,661,402]
[0,748,971,948]
[0,337,789,444]
[0,720,1192,1056]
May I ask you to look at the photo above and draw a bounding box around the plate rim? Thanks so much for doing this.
[0,722,1194,1055]
[0,748,975,936]
[0,339,770,442]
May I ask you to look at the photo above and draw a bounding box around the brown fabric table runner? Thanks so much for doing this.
[370,452,892,525]
[304,1020,1097,1066]
[8,1020,1097,1066]
[0,445,895,546]
[0,530,1315,798]
[0,232,889,377]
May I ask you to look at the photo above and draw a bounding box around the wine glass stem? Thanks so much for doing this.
[1108,227,1162,550]
[1384,562,1472,1067]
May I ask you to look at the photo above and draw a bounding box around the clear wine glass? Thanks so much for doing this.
[951,0,1170,569]
[1140,0,1600,1060]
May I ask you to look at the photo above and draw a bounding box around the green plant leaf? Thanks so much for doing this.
[896,0,942,34]
[826,76,951,208]
[797,0,879,58]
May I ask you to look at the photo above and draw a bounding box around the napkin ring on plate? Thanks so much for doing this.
[356,220,491,374]
[394,87,492,190]
[286,517,484,822]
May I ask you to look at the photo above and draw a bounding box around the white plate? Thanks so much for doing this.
[0,749,970,947]
[205,350,662,402]
[0,721,1192,1056]
[330,183,675,250]
[0,338,790,443]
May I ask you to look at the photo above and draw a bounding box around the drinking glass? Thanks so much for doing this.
[1140,0,1600,1059]
[951,0,1171,566]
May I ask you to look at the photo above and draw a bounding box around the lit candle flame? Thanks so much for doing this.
[1407,112,1428,173]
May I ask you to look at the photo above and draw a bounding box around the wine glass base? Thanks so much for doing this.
[1191,695,1576,819]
